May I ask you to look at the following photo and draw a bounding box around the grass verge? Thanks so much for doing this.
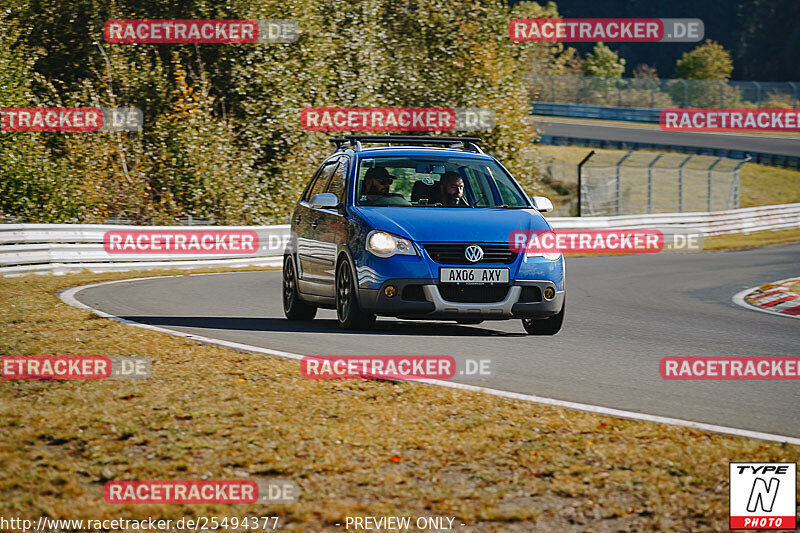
[703,227,800,250]
[1,267,798,531]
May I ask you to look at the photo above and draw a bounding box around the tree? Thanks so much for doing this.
[582,42,625,79]
[674,39,733,80]
[670,40,739,108]
[632,64,659,79]
[580,42,625,104]
[3,0,547,223]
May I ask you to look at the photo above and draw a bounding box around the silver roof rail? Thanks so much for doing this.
[330,135,483,153]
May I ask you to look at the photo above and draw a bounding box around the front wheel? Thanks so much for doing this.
[522,296,564,335]
[335,258,376,330]
[283,257,317,321]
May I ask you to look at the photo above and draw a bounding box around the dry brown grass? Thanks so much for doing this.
[702,227,800,250]
[1,267,798,531]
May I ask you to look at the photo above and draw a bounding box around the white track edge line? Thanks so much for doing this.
[59,274,800,446]
[732,281,800,321]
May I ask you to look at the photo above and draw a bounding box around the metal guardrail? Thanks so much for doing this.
[2,205,798,276]
[532,103,800,169]
[552,203,800,234]
[533,102,662,123]
[0,224,289,276]
[529,75,800,109]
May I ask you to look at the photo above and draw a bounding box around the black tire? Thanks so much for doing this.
[456,319,484,325]
[335,258,376,330]
[283,256,317,321]
[522,296,564,335]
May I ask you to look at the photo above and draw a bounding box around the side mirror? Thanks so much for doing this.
[310,193,339,209]
[530,196,554,213]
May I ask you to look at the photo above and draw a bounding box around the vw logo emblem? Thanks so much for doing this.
[464,245,484,263]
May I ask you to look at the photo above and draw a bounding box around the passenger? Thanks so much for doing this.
[438,171,470,206]
[362,167,394,195]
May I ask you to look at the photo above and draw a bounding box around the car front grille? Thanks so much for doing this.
[437,285,509,303]
[424,243,516,265]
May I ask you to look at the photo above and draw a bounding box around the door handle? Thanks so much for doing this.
[295,215,301,224]
[311,220,319,229]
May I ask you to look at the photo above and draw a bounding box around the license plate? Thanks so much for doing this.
[439,267,509,284]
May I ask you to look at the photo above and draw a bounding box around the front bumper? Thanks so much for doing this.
[358,278,564,320]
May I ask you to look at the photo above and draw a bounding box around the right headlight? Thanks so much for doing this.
[366,230,417,258]
[525,251,562,261]
[524,230,561,261]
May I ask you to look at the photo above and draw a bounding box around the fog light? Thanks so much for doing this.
[384,285,397,298]
[543,287,555,300]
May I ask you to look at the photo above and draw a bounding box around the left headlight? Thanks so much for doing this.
[366,230,417,258]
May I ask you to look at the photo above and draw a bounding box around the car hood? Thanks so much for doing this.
[351,207,551,243]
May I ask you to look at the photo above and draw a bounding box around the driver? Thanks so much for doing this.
[438,171,470,206]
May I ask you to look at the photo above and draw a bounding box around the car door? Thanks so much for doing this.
[313,156,349,287]
[296,159,338,293]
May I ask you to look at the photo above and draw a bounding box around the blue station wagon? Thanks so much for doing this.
[282,135,565,334]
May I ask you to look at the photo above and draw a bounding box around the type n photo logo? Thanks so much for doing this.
[730,462,796,530]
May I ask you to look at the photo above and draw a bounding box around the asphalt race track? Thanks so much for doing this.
[71,243,800,440]
[537,118,800,157]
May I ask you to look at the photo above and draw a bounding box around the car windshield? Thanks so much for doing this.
[355,156,530,208]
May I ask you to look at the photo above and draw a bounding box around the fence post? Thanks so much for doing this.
[549,74,555,102]
[790,82,799,108]
[615,152,632,215]
[582,76,588,104]
[681,79,688,107]
[707,158,722,211]
[731,155,751,209]
[651,78,657,108]
[719,80,725,108]
[647,154,663,213]
[614,152,633,215]
[577,150,596,217]
[677,155,692,213]
[753,81,761,108]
